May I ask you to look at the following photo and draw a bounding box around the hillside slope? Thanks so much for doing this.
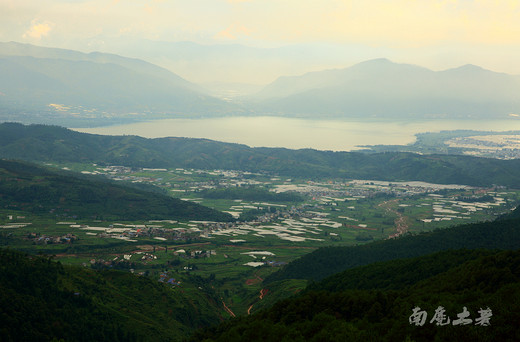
[194,248,520,341]
[265,213,520,283]
[0,159,233,222]
[0,248,222,341]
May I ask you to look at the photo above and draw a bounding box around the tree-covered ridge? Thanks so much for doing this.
[265,213,520,283]
[310,249,500,292]
[0,159,234,222]
[3,122,520,187]
[192,249,520,341]
[0,248,222,341]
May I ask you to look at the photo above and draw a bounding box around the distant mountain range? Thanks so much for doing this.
[0,41,240,125]
[2,42,520,123]
[249,58,520,119]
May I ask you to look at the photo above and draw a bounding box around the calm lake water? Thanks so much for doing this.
[73,117,520,152]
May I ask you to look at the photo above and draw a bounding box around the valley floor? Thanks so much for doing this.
[2,163,518,317]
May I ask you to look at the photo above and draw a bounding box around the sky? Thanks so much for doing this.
[2,0,520,84]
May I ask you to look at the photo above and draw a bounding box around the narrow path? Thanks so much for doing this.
[221,298,236,317]
[255,272,263,282]
[378,199,410,239]
[259,288,268,300]
[247,288,269,315]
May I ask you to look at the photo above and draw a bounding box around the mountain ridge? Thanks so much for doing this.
[3,122,520,188]
[0,42,238,125]
[250,58,520,119]
[0,158,234,222]
[0,41,200,91]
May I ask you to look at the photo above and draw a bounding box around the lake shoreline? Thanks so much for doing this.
[72,116,520,152]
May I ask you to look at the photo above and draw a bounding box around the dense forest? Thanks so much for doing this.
[3,123,520,187]
[193,248,520,341]
[0,248,222,341]
[0,159,233,222]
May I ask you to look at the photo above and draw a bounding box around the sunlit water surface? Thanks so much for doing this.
[73,117,520,151]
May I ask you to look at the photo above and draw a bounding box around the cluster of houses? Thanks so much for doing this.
[173,248,217,259]
[85,257,135,270]
[158,272,181,286]
[27,232,78,245]
[77,222,200,243]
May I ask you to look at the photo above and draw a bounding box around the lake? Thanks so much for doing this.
[72,116,520,151]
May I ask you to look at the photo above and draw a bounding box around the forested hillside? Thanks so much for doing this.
[0,249,222,341]
[193,249,520,341]
[3,123,520,187]
[265,212,520,282]
[0,159,233,222]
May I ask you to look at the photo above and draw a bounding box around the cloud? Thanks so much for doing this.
[204,0,520,48]
[119,27,132,34]
[215,24,251,40]
[22,19,53,40]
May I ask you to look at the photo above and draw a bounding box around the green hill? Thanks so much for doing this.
[3,123,520,187]
[193,248,520,341]
[0,159,233,222]
[264,214,520,283]
[0,248,222,341]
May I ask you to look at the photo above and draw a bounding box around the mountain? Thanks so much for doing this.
[0,41,203,92]
[0,42,238,126]
[250,59,520,119]
[0,159,234,222]
[3,123,520,187]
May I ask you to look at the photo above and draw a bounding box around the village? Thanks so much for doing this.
[445,134,520,159]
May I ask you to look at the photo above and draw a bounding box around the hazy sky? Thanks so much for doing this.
[2,0,520,82]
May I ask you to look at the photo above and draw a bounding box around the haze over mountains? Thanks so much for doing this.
[251,58,520,119]
[0,42,239,125]
[77,38,400,85]
[2,41,520,126]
